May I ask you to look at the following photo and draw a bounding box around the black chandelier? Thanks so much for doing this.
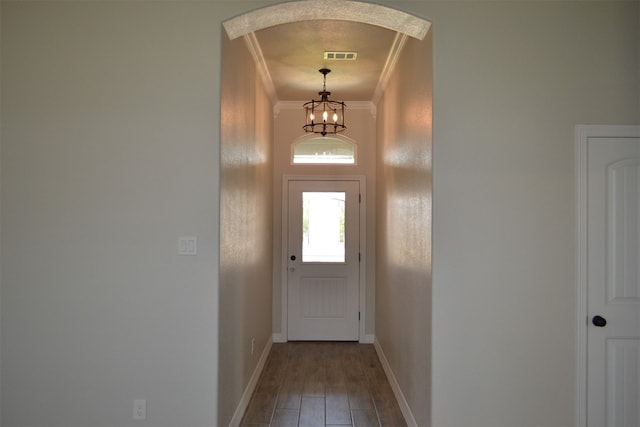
[303,68,346,136]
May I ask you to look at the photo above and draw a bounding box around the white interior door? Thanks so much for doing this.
[581,127,640,427]
[286,179,360,341]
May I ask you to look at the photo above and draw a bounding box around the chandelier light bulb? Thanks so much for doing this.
[322,110,328,122]
[333,112,338,122]
[309,112,315,121]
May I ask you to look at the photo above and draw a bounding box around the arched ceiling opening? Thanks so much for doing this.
[222,0,431,104]
[223,0,430,41]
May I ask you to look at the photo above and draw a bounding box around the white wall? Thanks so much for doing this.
[219,31,274,426]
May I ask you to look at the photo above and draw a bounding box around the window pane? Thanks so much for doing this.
[302,192,345,262]
[293,137,355,164]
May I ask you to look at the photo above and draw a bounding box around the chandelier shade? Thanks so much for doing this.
[303,68,346,136]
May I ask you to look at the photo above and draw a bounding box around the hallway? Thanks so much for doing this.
[241,342,407,427]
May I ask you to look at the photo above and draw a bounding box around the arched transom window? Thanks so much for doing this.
[292,135,357,165]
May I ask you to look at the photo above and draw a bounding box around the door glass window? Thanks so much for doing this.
[302,192,345,262]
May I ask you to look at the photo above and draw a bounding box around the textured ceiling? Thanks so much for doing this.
[254,20,398,102]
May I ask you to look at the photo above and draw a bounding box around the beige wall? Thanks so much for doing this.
[219,32,274,425]
[376,32,433,427]
[1,1,639,427]
[428,2,639,426]
[1,2,222,426]
[272,106,377,339]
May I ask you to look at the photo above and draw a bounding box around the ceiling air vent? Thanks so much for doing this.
[324,51,358,61]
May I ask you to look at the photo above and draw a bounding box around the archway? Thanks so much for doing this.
[223,0,430,41]
[219,2,432,426]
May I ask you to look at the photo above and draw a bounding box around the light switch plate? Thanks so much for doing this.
[178,237,197,255]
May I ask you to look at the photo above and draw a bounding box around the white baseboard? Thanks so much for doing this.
[360,334,375,344]
[373,337,417,427]
[228,336,273,427]
[272,333,287,343]
[274,333,373,343]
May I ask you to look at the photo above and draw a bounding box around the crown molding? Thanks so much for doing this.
[243,32,278,105]
[372,32,408,105]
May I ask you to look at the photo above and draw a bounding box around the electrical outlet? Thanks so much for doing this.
[133,399,146,420]
[251,338,255,356]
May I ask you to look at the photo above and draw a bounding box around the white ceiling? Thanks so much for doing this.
[251,19,401,102]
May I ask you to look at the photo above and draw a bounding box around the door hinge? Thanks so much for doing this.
[359,193,361,203]
[358,252,361,262]
[358,311,361,321]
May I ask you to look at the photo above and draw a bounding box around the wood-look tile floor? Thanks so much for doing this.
[241,342,407,427]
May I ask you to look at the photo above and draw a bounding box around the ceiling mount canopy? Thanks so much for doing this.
[303,68,346,137]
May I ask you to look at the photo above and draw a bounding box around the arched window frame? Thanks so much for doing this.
[291,133,358,165]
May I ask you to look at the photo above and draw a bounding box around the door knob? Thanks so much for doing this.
[592,315,607,327]
[290,255,296,261]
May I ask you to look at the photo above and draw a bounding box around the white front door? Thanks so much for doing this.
[286,179,360,341]
[578,126,640,427]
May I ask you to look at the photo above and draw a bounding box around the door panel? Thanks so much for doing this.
[301,277,346,318]
[586,134,640,427]
[606,339,639,427]
[287,180,360,341]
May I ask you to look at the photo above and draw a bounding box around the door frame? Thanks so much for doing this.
[281,175,367,342]
[575,124,640,427]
